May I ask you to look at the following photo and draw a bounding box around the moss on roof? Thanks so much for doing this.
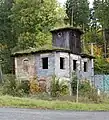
[50,26,84,34]
[12,46,71,56]
[12,45,94,59]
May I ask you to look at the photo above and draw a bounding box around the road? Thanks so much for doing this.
[0,108,109,120]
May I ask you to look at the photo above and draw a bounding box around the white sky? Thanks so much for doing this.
[58,0,94,8]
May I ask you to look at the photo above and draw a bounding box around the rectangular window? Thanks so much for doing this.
[42,57,48,69]
[73,60,77,71]
[84,62,87,72]
[60,57,65,69]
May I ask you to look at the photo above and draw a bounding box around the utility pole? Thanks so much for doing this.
[76,78,79,103]
[91,43,94,86]
[103,29,107,58]
[76,56,82,103]
[0,60,3,83]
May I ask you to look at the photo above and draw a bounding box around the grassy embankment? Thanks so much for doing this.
[0,95,109,111]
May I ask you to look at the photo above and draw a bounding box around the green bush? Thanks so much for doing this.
[70,72,101,103]
[79,80,101,103]
[50,76,69,97]
[2,74,29,97]
[70,72,78,95]
[79,80,92,96]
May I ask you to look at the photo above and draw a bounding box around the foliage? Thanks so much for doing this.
[70,72,78,95]
[65,0,90,30]
[84,29,103,45]
[94,56,109,74]
[79,80,101,103]
[18,81,30,94]
[0,0,16,73]
[0,0,66,74]
[29,77,41,94]
[93,0,109,29]
[50,76,69,97]
[10,0,65,50]
[2,74,29,97]
[79,80,92,96]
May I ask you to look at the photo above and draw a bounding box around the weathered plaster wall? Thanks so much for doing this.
[54,52,93,81]
[36,52,55,78]
[15,51,94,83]
[15,55,36,80]
[79,58,93,81]
[55,52,70,78]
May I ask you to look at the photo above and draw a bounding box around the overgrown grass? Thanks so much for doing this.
[0,95,109,111]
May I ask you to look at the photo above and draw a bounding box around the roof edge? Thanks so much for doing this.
[50,26,84,34]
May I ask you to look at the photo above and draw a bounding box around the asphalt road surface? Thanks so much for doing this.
[0,108,109,120]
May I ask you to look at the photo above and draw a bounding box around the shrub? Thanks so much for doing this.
[79,80,101,103]
[2,74,29,97]
[79,80,92,96]
[70,72,78,95]
[29,77,41,94]
[70,73,101,103]
[18,80,30,94]
[50,76,69,97]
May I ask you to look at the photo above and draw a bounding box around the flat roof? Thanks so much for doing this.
[12,46,94,59]
[50,26,84,34]
[12,47,71,57]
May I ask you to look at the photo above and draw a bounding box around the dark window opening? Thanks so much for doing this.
[84,62,87,72]
[57,32,62,38]
[73,60,77,71]
[60,57,65,69]
[42,57,48,69]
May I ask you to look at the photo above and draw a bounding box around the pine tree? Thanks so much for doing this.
[66,0,90,30]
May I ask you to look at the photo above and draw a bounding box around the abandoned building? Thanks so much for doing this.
[12,27,94,89]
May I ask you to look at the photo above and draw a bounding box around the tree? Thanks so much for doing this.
[65,0,90,30]
[11,0,65,50]
[0,0,15,73]
[93,0,109,29]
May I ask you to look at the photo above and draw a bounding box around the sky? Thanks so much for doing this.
[58,0,94,8]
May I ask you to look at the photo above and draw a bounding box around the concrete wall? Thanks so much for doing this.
[15,52,94,82]
[15,55,36,80]
[54,52,93,81]
[36,52,55,78]
[55,52,70,78]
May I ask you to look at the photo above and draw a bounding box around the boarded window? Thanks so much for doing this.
[23,59,29,73]
[60,57,65,69]
[42,57,48,69]
[73,60,77,71]
[84,62,88,72]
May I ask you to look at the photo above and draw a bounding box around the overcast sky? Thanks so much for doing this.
[58,0,94,8]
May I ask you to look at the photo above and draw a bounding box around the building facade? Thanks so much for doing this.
[13,27,94,89]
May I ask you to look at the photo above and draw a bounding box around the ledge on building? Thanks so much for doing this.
[50,26,84,34]
[11,45,95,59]
[80,53,95,59]
[11,46,71,57]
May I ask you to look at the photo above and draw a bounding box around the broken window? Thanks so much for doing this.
[60,57,65,69]
[42,57,48,69]
[73,60,77,71]
[84,62,88,72]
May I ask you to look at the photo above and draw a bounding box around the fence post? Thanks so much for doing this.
[103,74,105,92]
